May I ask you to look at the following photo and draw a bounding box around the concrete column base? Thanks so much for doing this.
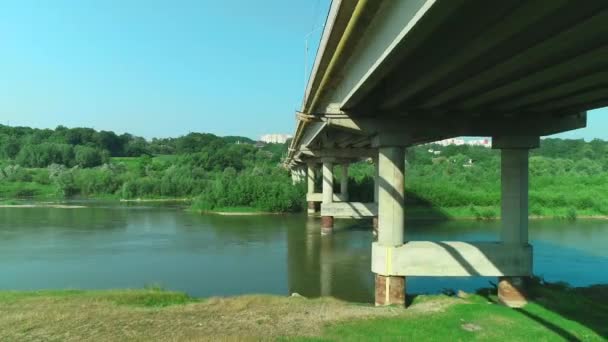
[321,216,334,235]
[307,201,316,215]
[372,217,378,241]
[375,275,405,306]
[498,276,528,308]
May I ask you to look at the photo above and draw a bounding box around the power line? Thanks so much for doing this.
[304,0,323,93]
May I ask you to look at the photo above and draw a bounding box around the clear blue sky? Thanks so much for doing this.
[0,0,606,140]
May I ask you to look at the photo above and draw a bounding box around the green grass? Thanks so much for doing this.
[407,205,608,221]
[0,282,605,340]
[320,299,603,341]
[153,154,179,163]
[109,156,139,171]
[317,282,607,341]
[0,288,196,308]
[0,181,58,200]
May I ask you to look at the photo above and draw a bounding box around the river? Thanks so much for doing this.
[1,202,607,303]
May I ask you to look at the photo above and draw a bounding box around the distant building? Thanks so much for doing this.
[433,137,491,148]
[260,133,292,144]
[435,138,466,146]
[466,138,491,147]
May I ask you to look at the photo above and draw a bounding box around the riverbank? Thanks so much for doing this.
[4,198,608,221]
[409,205,608,221]
[0,203,86,209]
[0,282,605,341]
[191,206,282,215]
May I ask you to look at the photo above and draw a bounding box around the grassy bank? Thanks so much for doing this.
[409,205,608,220]
[0,282,605,341]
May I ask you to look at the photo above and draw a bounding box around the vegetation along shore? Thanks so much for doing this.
[2,124,608,219]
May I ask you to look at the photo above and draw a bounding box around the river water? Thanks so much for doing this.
[1,203,607,303]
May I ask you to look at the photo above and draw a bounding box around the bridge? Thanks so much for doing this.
[285,0,608,307]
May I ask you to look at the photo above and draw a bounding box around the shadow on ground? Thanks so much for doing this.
[476,277,608,340]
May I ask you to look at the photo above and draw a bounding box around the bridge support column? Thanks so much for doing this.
[307,163,317,215]
[340,163,349,201]
[372,158,379,240]
[374,146,405,306]
[321,159,334,234]
[494,136,539,308]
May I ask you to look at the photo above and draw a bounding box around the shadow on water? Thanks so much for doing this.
[286,216,374,303]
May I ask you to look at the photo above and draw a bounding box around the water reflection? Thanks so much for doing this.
[287,218,374,302]
[0,204,606,303]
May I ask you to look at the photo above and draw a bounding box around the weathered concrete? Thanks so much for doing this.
[377,147,405,246]
[374,146,406,306]
[306,164,317,215]
[493,137,537,307]
[373,157,379,204]
[307,163,315,194]
[321,202,377,218]
[322,160,334,205]
[306,193,347,203]
[340,164,349,201]
[321,216,334,235]
[501,148,529,244]
[301,148,376,159]
[321,160,335,233]
[372,241,533,277]
[375,275,405,307]
[498,276,528,308]
[372,217,378,241]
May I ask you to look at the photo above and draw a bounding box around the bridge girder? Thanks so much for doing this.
[287,0,606,167]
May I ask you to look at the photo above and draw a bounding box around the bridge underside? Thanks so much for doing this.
[287,0,608,308]
[288,0,607,165]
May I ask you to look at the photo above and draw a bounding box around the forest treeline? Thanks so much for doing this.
[0,124,258,167]
[1,124,608,216]
[0,124,302,212]
[346,138,608,219]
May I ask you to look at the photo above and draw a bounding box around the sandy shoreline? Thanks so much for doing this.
[0,204,86,209]
[202,211,280,216]
[119,198,191,202]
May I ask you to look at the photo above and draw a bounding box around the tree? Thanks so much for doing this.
[74,146,108,168]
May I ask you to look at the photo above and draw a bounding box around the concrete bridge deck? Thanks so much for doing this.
[286,0,608,307]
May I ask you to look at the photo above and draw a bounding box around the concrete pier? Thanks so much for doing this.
[374,146,406,306]
[372,217,378,241]
[494,136,539,307]
[285,0,600,311]
[340,164,349,201]
[321,159,334,234]
[307,163,316,215]
[375,275,405,306]
[373,158,379,240]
